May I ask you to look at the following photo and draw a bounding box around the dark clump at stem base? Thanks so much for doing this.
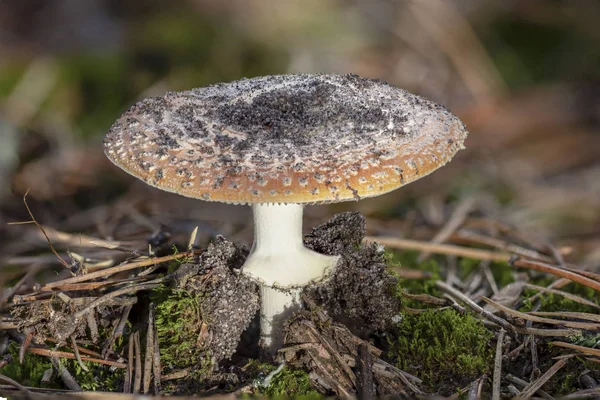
[304,212,402,336]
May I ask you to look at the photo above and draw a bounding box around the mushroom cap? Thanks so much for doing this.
[104,74,467,204]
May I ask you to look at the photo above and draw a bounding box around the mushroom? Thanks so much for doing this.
[103,73,468,350]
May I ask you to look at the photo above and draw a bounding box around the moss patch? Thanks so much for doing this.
[153,285,210,374]
[386,250,442,309]
[521,281,600,313]
[249,362,321,398]
[389,309,493,394]
[0,342,56,388]
[0,343,123,391]
[65,359,124,391]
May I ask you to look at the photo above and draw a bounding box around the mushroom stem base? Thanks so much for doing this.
[243,203,339,287]
[259,286,301,350]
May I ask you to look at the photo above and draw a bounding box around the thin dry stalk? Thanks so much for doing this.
[50,357,81,391]
[376,358,423,395]
[86,310,100,344]
[481,261,499,295]
[28,348,126,368]
[356,343,375,400]
[434,281,516,335]
[513,259,600,291]
[514,326,580,337]
[73,281,162,319]
[152,306,162,395]
[40,250,199,290]
[524,283,600,310]
[187,226,199,251]
[133,331,142,394]
[560,387,600,399]
[453,230,555,264]
[19,332,33,364]
[40,274,158,293]
[0,373,35,397]
[401,291,448,306]
[31,225,139,250]
[564,267,600,282]
[481,296,600,330]
[389,266,432,279]
[529,311,600,323]
[517,358,568,399]
[15,190,72,270]
[44,337,102,358]
[70,336,88,372]
[103,304,133,357]
[365,236,511,262]
[505,375,553,400]
[492,329,505,400]
[124,334,134,393]
[143,304,155,394]
[549,341,600,357]
[308,324,357,388]
[467,375,485,400]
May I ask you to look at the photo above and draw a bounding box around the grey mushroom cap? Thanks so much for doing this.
[104,74,468,204]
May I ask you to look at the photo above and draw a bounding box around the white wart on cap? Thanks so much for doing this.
[103,74,467,205]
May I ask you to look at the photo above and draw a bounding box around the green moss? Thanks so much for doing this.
[152,285,210,374]
[0,342,56,388]
[0,343,124,391]
[389,309,493,392]
[571,333,600,348]
[64,359,124,391]
[251,363,321,398]
[386,250,442,308]
[521,281,599,313]
[540,354,598,396]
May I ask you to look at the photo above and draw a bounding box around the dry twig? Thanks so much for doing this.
[492,329,505,400]
[27,348,126,368]
[434,281,516,335]
[549,341,600,358]
[517,358,568,399]
[481,296,600,330]
[40,250,199,291]
[365,236,511,262]
[513,258,600,291]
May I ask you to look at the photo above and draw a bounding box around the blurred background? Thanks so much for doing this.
[1,0,599,270]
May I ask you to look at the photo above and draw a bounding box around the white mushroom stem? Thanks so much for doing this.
[243,203,339,349]
[259,286,300,349]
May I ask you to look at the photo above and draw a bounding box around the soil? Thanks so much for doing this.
[303,212,401,336]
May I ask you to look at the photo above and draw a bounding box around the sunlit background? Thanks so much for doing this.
[1,0,599,267]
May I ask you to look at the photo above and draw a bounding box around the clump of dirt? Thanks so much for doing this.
[303,212,401,335]
[169,235,260,362]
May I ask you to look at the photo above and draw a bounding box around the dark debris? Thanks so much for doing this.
[171,235,259,362]
[304,212,401,335]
